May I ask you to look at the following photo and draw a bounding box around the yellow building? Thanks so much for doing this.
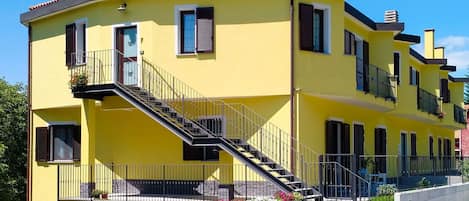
[20,0,467,200]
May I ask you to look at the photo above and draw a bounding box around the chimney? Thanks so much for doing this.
[424,29,435,59]
[384,10,399,23]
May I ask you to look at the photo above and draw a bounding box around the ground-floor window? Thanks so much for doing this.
[35,125,81,162]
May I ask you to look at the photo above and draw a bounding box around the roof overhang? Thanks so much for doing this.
[20,0,100,25]
[345,2,404,32]
[410,48,448,65]
[449,75,469,83]
[440,65,457,72]
[394,33,421,44]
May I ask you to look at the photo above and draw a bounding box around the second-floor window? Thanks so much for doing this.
[409,67,419,86]
[65,19,86,66]
[177,6,214,54]
[299,3,330,53]
[440,78,450,103]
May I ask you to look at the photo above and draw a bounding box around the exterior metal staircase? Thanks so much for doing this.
[70,50,322,200]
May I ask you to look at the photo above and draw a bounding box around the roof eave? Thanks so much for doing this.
[449,75,469,83]
[20,0,99,26]
[394,33,421,44]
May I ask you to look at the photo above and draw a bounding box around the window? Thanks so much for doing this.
[429,136,434,158]
[455,137,460,149]
[65,19,86,66]
[299,3,330,53]
[177,6,214,54]
[440,79,450,103]
[35,125,81,162]
[344,30,356,55]
[183,142,219,161]
[393,52,401,85]
[197,116,224,137]
[409,67,419,86]
[410,133,417,157]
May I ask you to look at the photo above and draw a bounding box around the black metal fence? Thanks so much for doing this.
[321,154,469,194]
[58,164,285,201]
[418,88,439,115]
[454,104,466,124]
[356,62,396,102]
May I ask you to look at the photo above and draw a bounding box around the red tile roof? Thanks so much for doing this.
[29,0,60,11]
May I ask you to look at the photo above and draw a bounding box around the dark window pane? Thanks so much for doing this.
[53,126,74,160]
[313,9,324,52]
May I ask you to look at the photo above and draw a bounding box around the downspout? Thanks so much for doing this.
[289,0,296,172]
[27,24,32,201]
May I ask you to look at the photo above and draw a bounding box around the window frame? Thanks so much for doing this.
[409,67,419,86]
[299,3,331,54]
[175,5,215,55]
[50,124,76,162]
[35,123,81,163]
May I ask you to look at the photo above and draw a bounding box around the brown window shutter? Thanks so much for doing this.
[36,127,50,162]
[73,126,81,161]
[341,123,350,154]
[196,7,214,53]
[204,146,219,161]
[344,30,350,54]
[65,23,76,66]
[394,53,400,84]
[299,3,314,51]
[363,41,370,92]
[325,121,336,154]
[416,71,420,86]
[409,67,413,85]
[411,134,417,156]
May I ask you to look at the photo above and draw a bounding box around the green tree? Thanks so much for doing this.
[0,78,27,201]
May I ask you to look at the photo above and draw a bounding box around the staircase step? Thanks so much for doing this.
[303,194,322,200]
[183,123,193,128]
[169,112,178,118]
[277,174,295,179]
[285,181,303,185]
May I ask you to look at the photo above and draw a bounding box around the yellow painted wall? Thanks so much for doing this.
[31,0,291,110]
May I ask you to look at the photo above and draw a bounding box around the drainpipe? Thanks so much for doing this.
[289,0,296,172]
[27,24,32,201]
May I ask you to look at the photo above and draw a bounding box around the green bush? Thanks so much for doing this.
[377,184,397,196]
[458,159,469,180]
[370,195,393,201]
[417,177,431,189]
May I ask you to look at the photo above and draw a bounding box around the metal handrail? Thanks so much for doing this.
[69,49,321,187]
[355,58,396,101]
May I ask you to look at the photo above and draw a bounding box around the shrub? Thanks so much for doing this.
[377,184,397,196]
[370,195,393,201]
[70,72,88,87]
[90,189,107,198]
[417,177,431,189]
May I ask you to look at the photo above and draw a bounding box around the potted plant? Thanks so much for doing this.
[91,189,108,200]
[70,72,88,91]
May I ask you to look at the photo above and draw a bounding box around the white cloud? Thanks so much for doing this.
[436,36,469,75]
[437,36,469,51]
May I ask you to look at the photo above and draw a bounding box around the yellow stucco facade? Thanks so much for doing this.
[22,0,466,200]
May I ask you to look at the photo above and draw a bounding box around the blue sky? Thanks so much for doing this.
[1,1,468,84]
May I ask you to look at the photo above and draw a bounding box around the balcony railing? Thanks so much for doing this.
[418,88,439,115]
[356,61,396,102]
[454,104,466,124]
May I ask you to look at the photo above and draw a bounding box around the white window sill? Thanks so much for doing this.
[177,53,197,57]
[47,160,77,164]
